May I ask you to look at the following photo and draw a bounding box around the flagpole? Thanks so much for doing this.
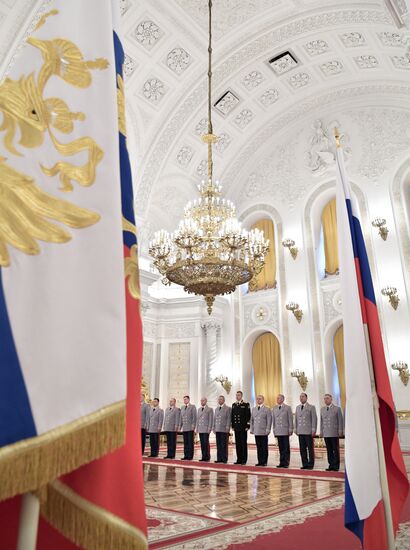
[334,127,395,550]
[363,325,396,550]
[17,493,40,550]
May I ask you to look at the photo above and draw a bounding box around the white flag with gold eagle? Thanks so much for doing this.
[0,0,129,501]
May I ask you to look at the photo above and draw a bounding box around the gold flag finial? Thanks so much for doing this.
[334,127,341,149]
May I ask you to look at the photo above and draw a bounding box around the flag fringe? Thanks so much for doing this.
[0,401,125,502]
[40,480,147,550]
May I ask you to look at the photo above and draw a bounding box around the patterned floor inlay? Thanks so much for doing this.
[144,462,343,524]
[147,506,228,544]
[164,495,345,549]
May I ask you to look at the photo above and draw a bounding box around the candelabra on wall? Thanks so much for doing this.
[381,286,400,310]
[214,375,232,394]
[282,238,298,260]
[391,361,409,387]
[286,302,303,323]
[290,369,308,391]
[371,218,389,241]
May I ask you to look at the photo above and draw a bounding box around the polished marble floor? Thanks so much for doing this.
[145,442,346,471]
[143,457,344,523]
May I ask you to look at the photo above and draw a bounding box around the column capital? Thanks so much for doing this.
[201,320,222,334]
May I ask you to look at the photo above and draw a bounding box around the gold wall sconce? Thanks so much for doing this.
[291,369,308,391]
[282,238,298,260]
[286,302,303,323]
[371,218,389,241]
[391,361,409,387]
[381,286,400,310]
[214,375,232,394]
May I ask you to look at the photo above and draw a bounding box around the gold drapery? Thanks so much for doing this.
[333,325,346,409]
[252,332,282,407]
[249,219,276,291]
[322,199,339,275]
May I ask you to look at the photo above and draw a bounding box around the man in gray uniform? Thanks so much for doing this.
[250,395,272,466]
[180,395,197,460]
[163,397,181,459]
[140,393,151,455]
[295,392,317,469]
[213,395,231,463]
[147,398,164,458]
[320,394,344,471]
[196,397,214,462]
[272,394,294,468]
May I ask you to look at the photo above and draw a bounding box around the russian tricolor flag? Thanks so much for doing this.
[335,136,409,549]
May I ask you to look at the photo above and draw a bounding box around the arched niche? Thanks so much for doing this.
[252,332,282,407]
[323,318,344,408]
[241,327,284,406]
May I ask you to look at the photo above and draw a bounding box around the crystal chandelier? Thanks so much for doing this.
[149,0,269,315]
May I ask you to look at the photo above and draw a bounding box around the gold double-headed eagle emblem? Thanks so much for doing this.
[0,10,108,267]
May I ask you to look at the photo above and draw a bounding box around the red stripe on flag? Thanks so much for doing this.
[364,298,409,534]
[363,501,388,550]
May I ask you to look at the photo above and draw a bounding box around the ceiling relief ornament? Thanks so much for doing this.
[135,8,392,216]
[176,145,194,167]
[196,159,208,177]
[123,54,136,79]
[142,77,166,103]
[304,39,329,56]
[340,32,366,47]
[269,52,298,75]
[288,72,310,89]
[391,53,410,69]
[174,0,282,41]
[166,47,191,75]
[351,108,410,183]
[243,298,279,334]
[322,285,342,327]
[306,119,351,175]
[259,88,279,106]
[239,140,305,210]
[320,60,344,77]
[195,117,208,136]
[214,132,232,154]
[134,20,162,49]
[378,31,406,47]
[119,0,131,16]
[354,55,379,68]
[234,108,254,128]
[242,70,264,90]
[214,90,240,116]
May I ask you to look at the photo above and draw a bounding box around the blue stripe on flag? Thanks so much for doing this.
[345,199,376,305]
[0,270,36,447]
[345,472,364,544]
[113,31,137,250]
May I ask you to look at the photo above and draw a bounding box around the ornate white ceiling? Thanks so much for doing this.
[2,0,410,254]
[115,1,410,249]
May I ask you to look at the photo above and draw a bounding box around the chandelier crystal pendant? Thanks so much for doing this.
[149,0,269,315]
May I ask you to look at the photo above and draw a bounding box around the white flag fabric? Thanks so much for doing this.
[335,145,381,536]
[0,0,127,500]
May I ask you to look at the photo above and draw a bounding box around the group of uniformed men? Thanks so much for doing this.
[141,390,344,471]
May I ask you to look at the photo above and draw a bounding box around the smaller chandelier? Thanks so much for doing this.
[149,0,269,314]
[381,286,399,310]
[286,302,303,323]
[371,218,389,241]
[282,238,298,260]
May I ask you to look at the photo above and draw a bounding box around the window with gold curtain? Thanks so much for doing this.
[249,218,276,292]
[321,198,339,276]
[252,332,282,407]
[333,325,345,409]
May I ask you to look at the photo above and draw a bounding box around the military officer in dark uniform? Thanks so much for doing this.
[231,390,251,465]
